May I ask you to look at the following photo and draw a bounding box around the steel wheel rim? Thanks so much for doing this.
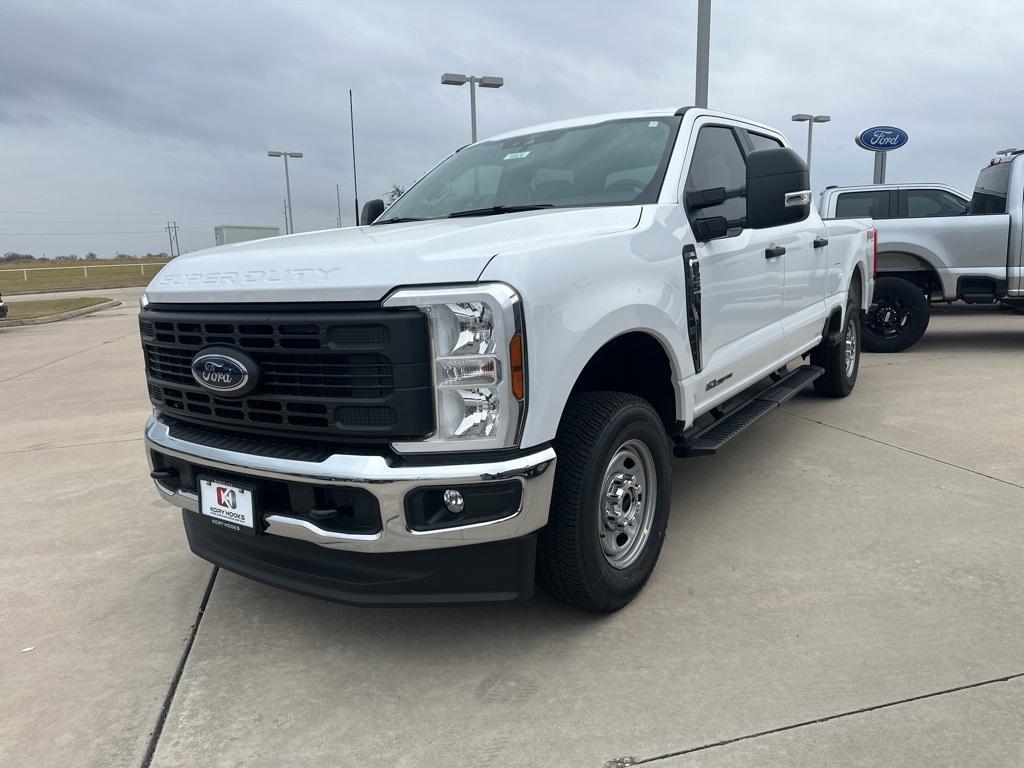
[844,313,858,377]
[599,439,657,569]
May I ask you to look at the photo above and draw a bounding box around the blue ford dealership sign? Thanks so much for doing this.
[856,126,909,151]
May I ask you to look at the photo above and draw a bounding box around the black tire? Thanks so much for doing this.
[863,276,929,353]
[812,300,861,397]
[538,391,672,612]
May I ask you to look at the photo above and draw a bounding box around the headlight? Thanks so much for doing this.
[383,283,526,453]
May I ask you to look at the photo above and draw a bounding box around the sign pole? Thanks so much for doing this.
[873,151,886,184]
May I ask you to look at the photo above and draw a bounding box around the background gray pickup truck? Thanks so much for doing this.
[821,163,1024,351]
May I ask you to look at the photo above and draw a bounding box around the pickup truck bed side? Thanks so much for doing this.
[821,160,1024,351]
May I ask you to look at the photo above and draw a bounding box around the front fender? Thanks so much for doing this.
[527,305,693,447]
[479,224,693,448]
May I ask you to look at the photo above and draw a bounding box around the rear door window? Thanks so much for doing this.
[834,190,893,219]
[905,189,968,217]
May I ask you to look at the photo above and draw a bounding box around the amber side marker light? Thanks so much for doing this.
[509,333,525,400]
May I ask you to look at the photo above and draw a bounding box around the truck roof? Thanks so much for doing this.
[481,107,783,144]
[985,150,1024,166]
[821,183,968,199]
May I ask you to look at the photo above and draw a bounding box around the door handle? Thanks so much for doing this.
[765,245,786,259]
[813,236,829,248]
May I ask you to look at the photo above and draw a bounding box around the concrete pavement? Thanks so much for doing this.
[1,303,1021,767]
[0,300,211,768]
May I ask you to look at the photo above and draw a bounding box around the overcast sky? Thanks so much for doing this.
[1,0,1020,258]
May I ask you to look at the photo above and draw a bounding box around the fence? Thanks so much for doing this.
[0,262,166,281]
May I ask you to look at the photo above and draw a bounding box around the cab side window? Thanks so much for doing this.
[834,190,893,219]
[971,163,1011,214]
[905,189,967,218]
[685,126,747,221]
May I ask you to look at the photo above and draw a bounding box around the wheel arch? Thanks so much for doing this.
[877,249,944,295]
[567,330,681,432]
[850,262,866,309]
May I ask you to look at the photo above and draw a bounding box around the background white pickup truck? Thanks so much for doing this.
[141,108,873,611]
[821,160,1024,351]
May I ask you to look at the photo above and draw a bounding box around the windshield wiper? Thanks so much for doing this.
[372,217,426,225]
[448,204,555,218]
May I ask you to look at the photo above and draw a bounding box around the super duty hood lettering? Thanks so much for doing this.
[157,267,342,287]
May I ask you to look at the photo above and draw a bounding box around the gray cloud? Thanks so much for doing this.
[0,0,1020,257]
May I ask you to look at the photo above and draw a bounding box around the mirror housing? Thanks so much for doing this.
[745,148,810,229]
[694,216,730,242]
[685,186,727,210]
[360,198,386,225]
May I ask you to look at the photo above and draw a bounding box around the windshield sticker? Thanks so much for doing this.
[649,121,660,127]
[503,151,530,160]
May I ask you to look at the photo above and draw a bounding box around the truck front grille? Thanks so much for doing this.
[140,305,434,443]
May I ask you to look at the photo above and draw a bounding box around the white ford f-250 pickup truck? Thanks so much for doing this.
[820,157,1024,352]
[141,108,873,612]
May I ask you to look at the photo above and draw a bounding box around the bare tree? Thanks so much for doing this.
[384,184,406,206]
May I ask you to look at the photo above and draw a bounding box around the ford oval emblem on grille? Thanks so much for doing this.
[191,347,259,396]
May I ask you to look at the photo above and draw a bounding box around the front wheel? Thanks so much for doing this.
[538,391,672,612]
[863,276,930,352]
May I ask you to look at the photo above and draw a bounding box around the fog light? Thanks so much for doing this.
[405,482,523,532]
[443,489,465,514]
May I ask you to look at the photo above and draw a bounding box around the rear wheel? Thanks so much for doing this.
[863,276,930,352]
[812,299,861,397]
[538,391,672,612]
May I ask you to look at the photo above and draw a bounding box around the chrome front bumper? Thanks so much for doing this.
[145,416,556,554]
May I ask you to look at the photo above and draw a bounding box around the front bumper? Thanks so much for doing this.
[182,511,539,605]
[145,415,556,603]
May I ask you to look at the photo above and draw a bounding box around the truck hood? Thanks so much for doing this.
[146,206,642,303]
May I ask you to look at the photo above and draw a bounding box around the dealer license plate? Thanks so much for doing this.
[198,477,257,535]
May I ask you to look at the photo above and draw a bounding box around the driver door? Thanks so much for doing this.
[682,122,784,409]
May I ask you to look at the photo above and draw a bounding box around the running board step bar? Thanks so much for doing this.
[674,365,824,458]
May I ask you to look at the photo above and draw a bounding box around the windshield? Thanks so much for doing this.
[376,116,681,223]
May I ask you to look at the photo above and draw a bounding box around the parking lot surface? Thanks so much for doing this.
[1,300,1021,767]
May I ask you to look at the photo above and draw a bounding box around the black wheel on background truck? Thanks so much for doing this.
[538,391,672,612]
[812,296,862,398]
[863,276,930,353]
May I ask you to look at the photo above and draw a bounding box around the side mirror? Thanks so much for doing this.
[746,148,810,229]
[685,187,727,209]
[688,186,747,240]
[694,216,730,241]
[360,199,386,225]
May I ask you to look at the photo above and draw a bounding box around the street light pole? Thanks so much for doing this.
[441,73,504,143]
[349,89,359,225]
[268,150,303,234]
[791,114,830,182]
[469,78,477,142]
[695,0,711,108]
